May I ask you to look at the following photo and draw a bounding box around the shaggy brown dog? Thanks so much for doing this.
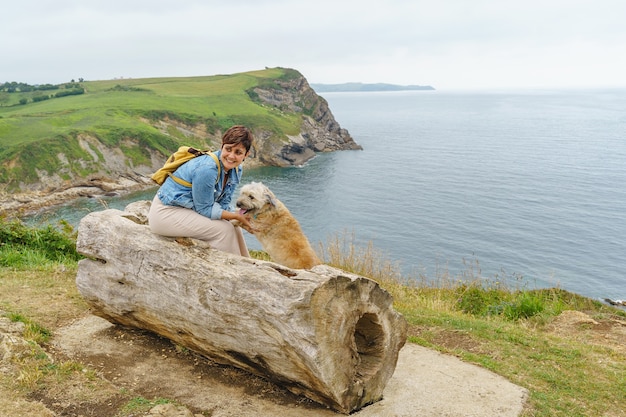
[233,182,321,269]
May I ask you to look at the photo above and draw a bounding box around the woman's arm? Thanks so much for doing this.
[190,160,220,218]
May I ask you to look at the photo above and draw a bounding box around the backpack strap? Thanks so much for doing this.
[168,173,193,188]
[208,152,221,181]
[167,151,221,188]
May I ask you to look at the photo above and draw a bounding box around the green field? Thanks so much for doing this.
[0,68,304,190]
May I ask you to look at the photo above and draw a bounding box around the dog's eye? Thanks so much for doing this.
[249,196,254,200]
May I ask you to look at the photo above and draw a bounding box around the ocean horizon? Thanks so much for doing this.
[26,88,626,304]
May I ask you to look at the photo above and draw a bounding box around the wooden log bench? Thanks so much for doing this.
[75,201,408,414]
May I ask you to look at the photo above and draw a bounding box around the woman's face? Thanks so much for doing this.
[221,143,249,171]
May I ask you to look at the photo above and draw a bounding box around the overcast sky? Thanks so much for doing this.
[3,0,626,90]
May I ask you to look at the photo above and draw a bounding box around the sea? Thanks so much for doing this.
[25,88,626,303]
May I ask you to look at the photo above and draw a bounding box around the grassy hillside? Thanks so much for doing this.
[0,68,303,191]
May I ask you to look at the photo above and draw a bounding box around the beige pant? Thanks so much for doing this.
[148,195,249,257]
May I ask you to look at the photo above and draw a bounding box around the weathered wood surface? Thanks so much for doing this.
[75,201,408,414]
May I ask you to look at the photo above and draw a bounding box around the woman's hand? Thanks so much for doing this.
[235,212,255,233]
[223,210,256,233]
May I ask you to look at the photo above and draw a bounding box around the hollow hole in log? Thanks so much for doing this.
[353,313,385,379]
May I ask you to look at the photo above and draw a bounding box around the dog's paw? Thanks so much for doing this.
[231,220,254,234]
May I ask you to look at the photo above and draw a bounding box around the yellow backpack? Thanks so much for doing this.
[151,146,220,187]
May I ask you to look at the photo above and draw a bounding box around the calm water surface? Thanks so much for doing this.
[27,89,626,301]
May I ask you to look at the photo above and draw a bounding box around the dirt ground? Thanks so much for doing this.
[3,306,625,417]
[43,313,528,417]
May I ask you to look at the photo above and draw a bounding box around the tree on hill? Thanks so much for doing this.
[0,81,60,92]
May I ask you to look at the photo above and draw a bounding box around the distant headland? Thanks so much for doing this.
[310,82,435,92]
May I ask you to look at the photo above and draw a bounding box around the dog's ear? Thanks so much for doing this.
[264,192,277,207]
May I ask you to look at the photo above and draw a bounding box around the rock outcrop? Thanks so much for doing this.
[75,201,407,414]
[249,73,361,166]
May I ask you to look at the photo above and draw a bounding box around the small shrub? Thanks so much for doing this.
[503,292,545,320]
[24,322,52,345]
[455,282,510,317]
[454,282,551,321]
[0,218,81,267]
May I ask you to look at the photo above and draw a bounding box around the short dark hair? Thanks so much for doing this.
[222,125,254,152]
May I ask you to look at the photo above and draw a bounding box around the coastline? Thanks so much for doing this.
[4,171,625,310]
[0,175,155,218]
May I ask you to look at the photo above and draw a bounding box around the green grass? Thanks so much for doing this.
[116,397,172,416]
[6,312,52,345]
[1,309,96,391]
[0,70,300,141]
[0,68,303,190]
[0,218,81,267]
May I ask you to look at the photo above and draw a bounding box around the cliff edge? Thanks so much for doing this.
[0,68,361,215]
[249,72,361,167]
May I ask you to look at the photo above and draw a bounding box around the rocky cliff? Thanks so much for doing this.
[0,69,361,215]
[248,73,361,166]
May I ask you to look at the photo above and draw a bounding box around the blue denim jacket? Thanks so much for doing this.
[156,150,242,219]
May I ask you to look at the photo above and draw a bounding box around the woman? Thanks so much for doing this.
[148,125,254,256]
